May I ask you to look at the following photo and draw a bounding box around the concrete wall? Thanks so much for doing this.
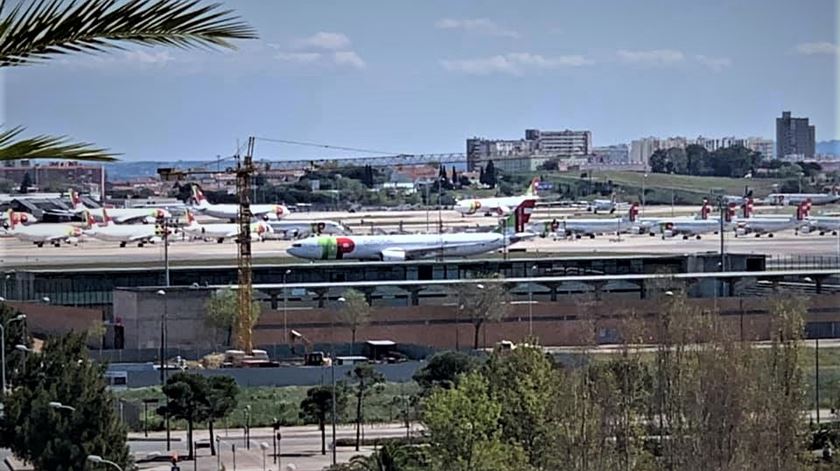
[113,288,840,353]
[6,301,100,338]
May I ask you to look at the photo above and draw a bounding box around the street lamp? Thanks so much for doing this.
[260,442,269,471]
[86,455,123,471]
[48,401,76,412]
[331,296,346,465]
[528,265,537,337]
[14,344,32,353]
[244,405,252,449]
[155,289,170,451]
[1,314,26,395]
[283,269,291,343]
[41,297,50,304]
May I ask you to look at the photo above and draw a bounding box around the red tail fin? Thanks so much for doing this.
[628,203,640,222]
[514,199,536,232]
[700,198,711,220]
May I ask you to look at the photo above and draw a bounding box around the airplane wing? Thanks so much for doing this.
[382,242,489,261]
[129,233,154,242]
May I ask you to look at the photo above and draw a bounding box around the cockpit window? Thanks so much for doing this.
[292,243,302,248]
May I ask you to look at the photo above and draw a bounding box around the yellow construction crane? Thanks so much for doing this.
[158,136,258,353]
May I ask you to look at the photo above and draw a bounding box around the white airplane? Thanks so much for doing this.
[82,209,165,247]
[287,200,536,261]
[766,187,839,206]
[5,210,81,247]
[181,210,273,243]
[70,189,171,224]
[531,203,640,239]
[797,200,840,236]
[266,219,350,239]
[190,186,289,221]
[454,178,539,217]
[629,199,715,236]
[734,198,808,238]
[659,204,737,240]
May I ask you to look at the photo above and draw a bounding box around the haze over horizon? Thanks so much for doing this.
[5,0,839,162]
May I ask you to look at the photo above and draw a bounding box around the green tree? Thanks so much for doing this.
[349,364,385,451]
[412,350,478,393]
[484,344,559,469]
[205,376,238,456]
[18,171,31,192]
[0,0,256,162]
[0,302,30,387]
[0,333,131,470]
[300,385,348,455]
[422,372,531,471]
[485,160,497,188]
[157,372,210,460]
[338,289,372,355]
[205,288,238,347]
[453,280,510,350]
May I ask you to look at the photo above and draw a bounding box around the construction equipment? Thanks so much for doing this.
[289,329,330,366]
[158,136,258,354]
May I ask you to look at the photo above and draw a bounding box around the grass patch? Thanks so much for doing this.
[117,381,420,433]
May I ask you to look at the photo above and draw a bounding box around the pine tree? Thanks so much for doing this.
[451,166,458,187]
[479,166,486,185]
[1,333,131,470]
[485,160,497,188]
[158,372,210,460]
[206,376,238,456]
[19,172,31,193]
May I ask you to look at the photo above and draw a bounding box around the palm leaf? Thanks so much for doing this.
[0,126,117,161]
[0,0,258,67]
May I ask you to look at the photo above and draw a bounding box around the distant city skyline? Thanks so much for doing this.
[4,0,838,161]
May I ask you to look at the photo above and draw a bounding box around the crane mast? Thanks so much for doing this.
[235,136,256,353]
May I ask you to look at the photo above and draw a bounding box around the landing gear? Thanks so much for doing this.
[35,242,44,248]
[682,235,689,240]
[768,233,774,238]
[755,234,761,238]
[695,235,702,240]
[120,241,127,248]
[819,231,826,236]
[217,238,225,244]
[137,242,145,248]
[589,234,595,239]
[575,234,582,239]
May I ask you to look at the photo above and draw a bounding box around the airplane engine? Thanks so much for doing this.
[662,229,675,239]
[67,237,80,245]
[149,236,162,244]
[380,248,407,261]
[735,227,748,237]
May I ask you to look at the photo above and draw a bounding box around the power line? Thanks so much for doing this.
[254,136,402,156]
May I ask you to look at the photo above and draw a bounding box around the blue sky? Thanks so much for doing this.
[4,0,839,161]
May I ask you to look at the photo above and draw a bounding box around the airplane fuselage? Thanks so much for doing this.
[287,233,511,261]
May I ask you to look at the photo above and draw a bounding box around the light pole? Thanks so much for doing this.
[244,405,252,450]
[1,314,26,395]
[87,455,123,471]
[14,345,32,353]
[528,265,537,337]
[332,296,346,465]
[260,442,269,471]
[641,173,647,217]
[156,289,170,451]
[283,269,291,343]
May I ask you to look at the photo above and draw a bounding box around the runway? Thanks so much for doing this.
[2,226,838,268]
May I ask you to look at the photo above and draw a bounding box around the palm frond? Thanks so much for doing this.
[0,126,118,161]
[0,0,258,67]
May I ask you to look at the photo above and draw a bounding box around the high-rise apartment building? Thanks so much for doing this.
[776,111,815,159]
[631,135,775,168]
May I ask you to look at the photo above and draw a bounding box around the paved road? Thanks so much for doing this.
[131,423,417,471]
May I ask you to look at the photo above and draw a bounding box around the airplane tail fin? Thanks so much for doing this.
[185,209,198,226]
[69,189,84,212]
[6,209,17,230]
[191,185,207,206]
[101,208,114,226]
[82,210,96,229]
[495,199,535,234]
[700,198,711,220]
[725,203,737,223]
[524,177,540,197]
[628,202,640,222]
[742,197,754,218]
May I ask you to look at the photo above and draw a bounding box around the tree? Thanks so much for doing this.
[453,279,510,350]
[348,442,427,470]
[484,160,497,188]
[205,288,238,347]
[484,344,560,469]
[205,288,261,349]
[479,166,485,185]
[422,372,531,471]
[1,333,131,470]
[338,289,372,354]
[18,171,31,193]
[0,0,256,162]
[412,350,478,393]
[349,364,385,451]
[451,166,458,187]
[0,302,30,387]
[205,376,238,456]
[157,372,210,460]
[300,385,348,455]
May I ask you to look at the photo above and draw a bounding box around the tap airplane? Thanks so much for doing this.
[531,203,640,239]
[734,198,809,237]
[190,186,289,221]
[71,189,171,224]
[266,219,350,239]
[181,210,272,243]
[659,204,737,239]
[454,178,539,217]
[5,210,81,247]
[288,200,536,261]
[83,209,166,247]
[766,187,840,206]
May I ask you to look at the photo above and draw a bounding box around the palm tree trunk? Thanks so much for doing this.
[351,328,356,355]
[356,385,363,451]
[320,419,326,455]
[208,420,216,456]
